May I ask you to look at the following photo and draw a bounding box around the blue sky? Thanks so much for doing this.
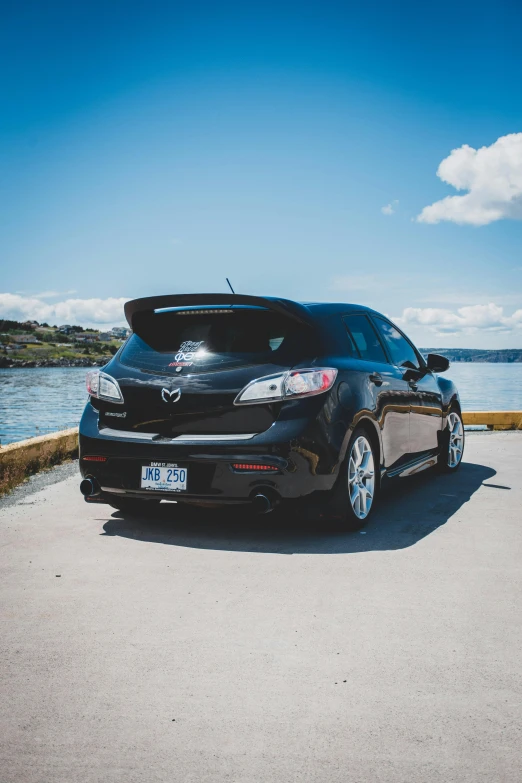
[1,0,521,347]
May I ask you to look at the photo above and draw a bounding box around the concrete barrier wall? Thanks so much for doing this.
[0,428,78,495]
[462,411,522,430]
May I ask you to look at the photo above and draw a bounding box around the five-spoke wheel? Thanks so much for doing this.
[447,411,464,468]
[326,426,378,530]
[438,408,465,473]
[348,434,375,520]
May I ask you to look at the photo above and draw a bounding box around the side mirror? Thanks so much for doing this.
[426,353,450,373]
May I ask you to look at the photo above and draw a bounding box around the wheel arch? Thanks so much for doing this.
[339,414,382,478]
[437,376,461,416]
[355,417,382,478]
[449,394,461,414]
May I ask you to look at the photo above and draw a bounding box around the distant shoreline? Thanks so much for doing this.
[420,349,522,363]
[1,350,521,369]
[0,358,108,369]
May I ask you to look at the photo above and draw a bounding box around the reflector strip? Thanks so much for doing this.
[83,455,108,462]
[232,463,277,471]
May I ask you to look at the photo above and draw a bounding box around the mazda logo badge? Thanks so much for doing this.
[161,388,181,403]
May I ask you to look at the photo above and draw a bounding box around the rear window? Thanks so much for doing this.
[120,308,314,374]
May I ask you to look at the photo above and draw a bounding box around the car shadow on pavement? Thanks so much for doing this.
[100,461,496,555]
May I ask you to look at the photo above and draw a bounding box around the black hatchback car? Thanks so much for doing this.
[79,294,464,529]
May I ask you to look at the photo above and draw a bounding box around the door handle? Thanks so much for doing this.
[369,372,383,386]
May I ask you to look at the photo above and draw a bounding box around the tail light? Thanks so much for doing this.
[86,370,124,403]
[234,368,337,405]
[232,463,278,472]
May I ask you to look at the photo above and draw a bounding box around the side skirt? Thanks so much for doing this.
[386,450,439,479]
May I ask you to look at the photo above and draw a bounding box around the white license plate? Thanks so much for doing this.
[140,463,187,492]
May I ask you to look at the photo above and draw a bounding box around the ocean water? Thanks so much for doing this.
[0,364,521,445]
[0,368,88,445]
[443,362,522,411]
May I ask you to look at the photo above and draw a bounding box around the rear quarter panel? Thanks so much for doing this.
[327,356,386,469]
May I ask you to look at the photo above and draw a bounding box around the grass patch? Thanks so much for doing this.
[0,436,78,496]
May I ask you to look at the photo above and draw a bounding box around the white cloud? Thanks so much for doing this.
[0,293,128,327]
[381,200,398,215]
[417,291,522,307]
[395,303,522,335]
[417,133,522,226]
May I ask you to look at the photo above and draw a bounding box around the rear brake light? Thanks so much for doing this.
[285,368,337,397]
[232,463,277,472]
[234,368,337,405]
[175,309,234,315]
[83,455,108,462]
[86,371,124,403]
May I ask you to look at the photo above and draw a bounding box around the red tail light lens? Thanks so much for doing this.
[232,463,277,472]
[82,455,108,462]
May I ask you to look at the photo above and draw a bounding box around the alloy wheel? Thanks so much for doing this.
[348,435,375,519]
[447,412,464,468]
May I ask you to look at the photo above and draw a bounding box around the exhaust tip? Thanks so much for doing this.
[80,477,100,498]
[252,493,274,515]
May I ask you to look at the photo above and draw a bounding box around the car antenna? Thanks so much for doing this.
[226,278,235,294]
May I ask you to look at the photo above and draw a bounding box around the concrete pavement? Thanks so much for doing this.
[0,432,521,782]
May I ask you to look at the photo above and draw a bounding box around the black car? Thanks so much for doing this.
[79,294,464,530]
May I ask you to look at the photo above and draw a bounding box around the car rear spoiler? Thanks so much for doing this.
[124,294,313,330]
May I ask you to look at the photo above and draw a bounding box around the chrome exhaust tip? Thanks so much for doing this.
[252,492,275,514]
[80,477,100,498]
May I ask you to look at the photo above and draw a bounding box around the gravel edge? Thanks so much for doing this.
[0,460,79,509]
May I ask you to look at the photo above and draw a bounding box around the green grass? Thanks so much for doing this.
[0,445,78,496]
[3,341,120,363]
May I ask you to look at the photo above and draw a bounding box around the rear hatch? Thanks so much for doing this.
[98,304,319,437]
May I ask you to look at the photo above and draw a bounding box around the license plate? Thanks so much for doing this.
[140,463,188,492]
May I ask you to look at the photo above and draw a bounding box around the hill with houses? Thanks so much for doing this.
[0,319,130,367]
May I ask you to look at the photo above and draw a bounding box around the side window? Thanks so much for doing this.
[343,314,388,364]
[373,317,421,370]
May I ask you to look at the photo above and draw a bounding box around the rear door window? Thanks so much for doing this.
[343,314,388,364]
[372,317,422,370]
[120,307,314,374]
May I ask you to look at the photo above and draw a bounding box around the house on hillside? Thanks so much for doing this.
[12,334,42,345]
[110,327,130,339]
[74,333,99,343]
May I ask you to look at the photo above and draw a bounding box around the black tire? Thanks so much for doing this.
[108,497,162,514]
[325,426,379,531]
[438,408,465,473]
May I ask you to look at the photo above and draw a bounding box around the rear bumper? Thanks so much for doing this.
[79,403,339,504]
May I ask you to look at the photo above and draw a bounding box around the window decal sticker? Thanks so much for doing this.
[168,340,205,367]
